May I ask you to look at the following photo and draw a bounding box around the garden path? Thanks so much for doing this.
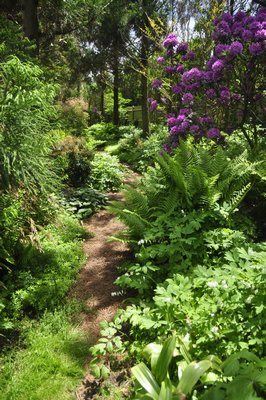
[71,170,140,399]
[70,192,131,342]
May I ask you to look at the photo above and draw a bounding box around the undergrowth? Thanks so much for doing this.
[0,303,91,400]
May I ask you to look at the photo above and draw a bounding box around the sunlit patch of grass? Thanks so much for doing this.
[0,305,91,400]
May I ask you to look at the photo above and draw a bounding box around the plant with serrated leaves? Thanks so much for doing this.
[118,243,266,359]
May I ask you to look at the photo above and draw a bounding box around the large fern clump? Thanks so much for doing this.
[109,141,260,243]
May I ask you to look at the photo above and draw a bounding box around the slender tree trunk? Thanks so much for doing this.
[22,0,39,53]
[140,33,150,136]
[229,0,234,14]
[113,54,119,126]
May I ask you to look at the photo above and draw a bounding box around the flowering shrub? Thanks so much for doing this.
[151,8,266,151]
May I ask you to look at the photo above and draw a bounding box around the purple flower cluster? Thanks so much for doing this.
[151,79,162,89]
[163,34,178,48]
[213,8,266,57]
[148,98,158,112]
[167,110,192,136]
[152,8,266,151]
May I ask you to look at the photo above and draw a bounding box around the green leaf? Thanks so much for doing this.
[226,376,258,400]
[101,365,110,380]
[132,362,160,400]
[159,377,172,400]
[143,343,162,374]
[177,360,212,395]
[155,336,176,384]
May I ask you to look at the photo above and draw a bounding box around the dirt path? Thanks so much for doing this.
[71,171,140,399]
[70,191,132,343]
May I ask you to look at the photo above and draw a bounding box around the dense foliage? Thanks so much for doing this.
[0,2,265,399]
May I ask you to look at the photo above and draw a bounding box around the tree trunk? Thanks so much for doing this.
[22,0,39,53]
[113,55,119,126]
[140,33,150,136]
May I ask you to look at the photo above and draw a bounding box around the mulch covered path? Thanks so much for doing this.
[70,191,132,343]
[71,172,140,399]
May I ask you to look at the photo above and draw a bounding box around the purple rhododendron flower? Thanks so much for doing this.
[157,56,165,64]
[167,49,174,56]
[235,10,246,21]
[256,8,266,22]
[232,93,241,101]
[149,100,158,111]
[199,115,212,125]
[242,29,253,41]
[221,12,233,24]
[177,42,188,53]
[190,124,200,133]
[180,121,190,132]
[182,67,202,83]
[207,128,221,138]
[255,29,266,40]
[217,21,231,36]
[202,71,214,81]
[206,88,216,99]
[212,60,225,72]
[207,56,218,69]
[172,83,184,94]
[215,43,229,56]
[249,42,263,56]
[167,117,177,126]
[182,51,195,61]
[165,66,176,74]
[176,63,185,73]
[249,21,261,32]
[220,88,231,103]
[176,114,186,123]
[182,93,194,104]
[163,34,178,48]
[229,41,243,55]
[171,126,181,135]
[152,79,163,89]
[232,21,243,36]
[179,108,192,115]
[244,15,255,26]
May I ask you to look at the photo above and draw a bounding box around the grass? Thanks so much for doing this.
[0,303,91,400]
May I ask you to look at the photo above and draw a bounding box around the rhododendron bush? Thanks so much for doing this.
[151,8,266,151]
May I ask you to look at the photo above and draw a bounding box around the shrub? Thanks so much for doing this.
[90,153,125,192]
[52,136,94,187]
[86,123,119,142]
[151,8,266,150]
[58,98,88,136]
[0,56,58,194]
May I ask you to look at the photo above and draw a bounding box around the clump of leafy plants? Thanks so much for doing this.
[90,153,126,192]
[61,186,108,219]
[0,211,86,326]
